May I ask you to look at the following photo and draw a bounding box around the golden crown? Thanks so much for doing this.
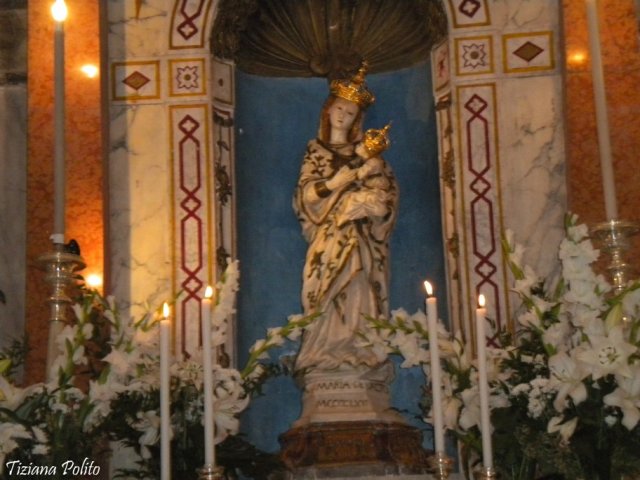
[362,123,392,156]
[329,62,375,109]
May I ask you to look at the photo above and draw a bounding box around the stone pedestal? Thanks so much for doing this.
[294,364,406,427]
[280,363,432,478]
[279,421,432,478]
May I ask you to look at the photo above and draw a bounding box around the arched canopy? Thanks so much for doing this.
[211,0,448,79]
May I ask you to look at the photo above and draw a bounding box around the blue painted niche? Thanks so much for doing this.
[234,60,447,454]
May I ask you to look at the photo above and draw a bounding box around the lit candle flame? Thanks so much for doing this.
[162,302,170,319]
[51,0,68,22]
[204,285,213,299]
[424,280,433,296]
[478,294,486,308]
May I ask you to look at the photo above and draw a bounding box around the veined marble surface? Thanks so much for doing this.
[0,85,27,350]
[106,0,169,60]
[498,75,566,278]
[107,0,219,362]
[438,0,567,335]
[108,104,172,317]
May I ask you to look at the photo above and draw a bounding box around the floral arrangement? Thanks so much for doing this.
[360,215,640,480]
[3,216,639,479]
[0,261,313,480]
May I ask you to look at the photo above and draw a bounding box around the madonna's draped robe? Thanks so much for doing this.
[293,138,398,372]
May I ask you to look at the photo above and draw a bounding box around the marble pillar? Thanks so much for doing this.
[106,0,229,360]
[0,84,27,353]
[434,0,567,344]
[0,4,27,357]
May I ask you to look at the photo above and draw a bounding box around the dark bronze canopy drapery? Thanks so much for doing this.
[211,0,448,79]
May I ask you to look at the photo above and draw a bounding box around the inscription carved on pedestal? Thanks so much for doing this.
[310,380,389,393]
[317,398,368,408]
[296,373,402,425]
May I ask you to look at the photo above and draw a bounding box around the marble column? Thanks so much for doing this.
[0,83,27,354]
[0,4,27,360]
[106,0,230,360]
[434,0,567,344]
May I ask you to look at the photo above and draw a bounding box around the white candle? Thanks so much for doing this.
[475,294,493,469]
[51,0,68,244]
[201,286,216,466]
[424,281,445,453]
[160,302,171,480]
[585,0,618,220]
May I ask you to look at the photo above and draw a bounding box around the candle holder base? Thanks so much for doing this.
[198,464,225,480]
[37,244,85,380]
[475,465,498,479]
[428,451,454,479]
[590,219,639,295]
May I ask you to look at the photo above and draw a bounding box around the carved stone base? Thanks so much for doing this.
[294,364,405,427]
[279,421,432,478]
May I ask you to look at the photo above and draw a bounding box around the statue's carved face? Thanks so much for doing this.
[327,97,359,133]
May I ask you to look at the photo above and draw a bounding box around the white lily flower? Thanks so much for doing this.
[514,265,538,296]
[55,324,77,349]
[547,416,578,444]
[442,395,462,431]
[0,377,28,411]
[393,330,423,368]
[133,410,162,459]
[249,338,269,360]
[621,286,640,319]
[510,242,526,268]
[570,307,603,332]
[458,387,481,431]
[133,324,158,347]
[548,352,588,411]
[81,322,94,338]
[558,237,598,265]
[603,369,640,430]
[212,368,250,442]
[287,327,303,342]
[566,222,589,241]
[517,310,542,329]
[408,309,427,329]
[103,348,137,377]
[266,327,286,347]
[564,278,601,309]
[390,308,410,322]
[542,321,571,352]
[576,326,636,380]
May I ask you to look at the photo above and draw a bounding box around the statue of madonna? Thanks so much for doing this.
[293,64,398,377]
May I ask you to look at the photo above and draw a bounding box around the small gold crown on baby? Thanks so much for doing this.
[363,123,392,156]
[330,61,375,109]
